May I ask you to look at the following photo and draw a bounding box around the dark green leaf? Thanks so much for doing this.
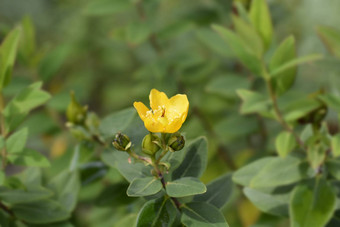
[96,182,136,207]
[0,186,53,204]
[84,0,131,16]
[127,177,163,197]
[290,178,336,227]
[326,160,340,180]
[194,173,233,208]
[181,202,229,227]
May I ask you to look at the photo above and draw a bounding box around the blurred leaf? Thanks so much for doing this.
[244,186,290,217]
[237,89,271,115]
[196,28,232,57]
[115,213,138,227]
[270,54,323,78]
[233,157,276,187]
[126,21,151,46]
[12,199,70,224]
[47,170,80,212]
[232,15,263,57]
[84,0,132,16]
[194,173,233,208]
[96,182,135,207]
[8,149,50,167]
[20,16,36,61]
[181,202,229,227]
[250,155,314,188]
[127,177,162,197]
[38,44,72,81]
[326,160,340,180]
[0,26,21,90]
[171,137,208,180]
[206,74,250,99]
[319,94,340,112]
[0,186,53,204]
[290,179,336,227]
[269,36,297,95]
[275,131,296,158]
[249,0,273,50]
[101,149,152,182]
[331,134,340,157]
[307,140,327,170]
[136,197,179,227]
[99,107,136,138]
[212,25,264,76]
[166,177,206,197]
[5,127,28,154]
[317,26,340,58]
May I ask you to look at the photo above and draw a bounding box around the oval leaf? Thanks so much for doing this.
[166,177,206,198]
[127,177,162,197]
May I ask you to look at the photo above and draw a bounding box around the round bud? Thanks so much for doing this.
[66,91,88,125]
[112,133,131,151]
[168,133,185,152]
[142,134,160,155]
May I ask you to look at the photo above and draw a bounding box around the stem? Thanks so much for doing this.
[265,78,305,148]
[127,149,152,165]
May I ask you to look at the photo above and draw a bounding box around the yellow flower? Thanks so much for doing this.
[133,89,189,133]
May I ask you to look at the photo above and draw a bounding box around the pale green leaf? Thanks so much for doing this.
[166,177,206,198]
[331,134,340,157]
[127,177,162,197]
[6,127,28,154]
[275,131,296,158]
[317,26,340,58]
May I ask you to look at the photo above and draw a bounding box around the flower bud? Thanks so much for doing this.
[66,91,88,125]
[112,133,131,151]
[168,133,185,152]
[142,134,160,155]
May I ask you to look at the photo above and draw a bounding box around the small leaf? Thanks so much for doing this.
[136,197,179,227]
[166,177,206,197]
[5,127,28,154]
[275,131,296,158]
[212,25,264,76]
[318,93,340,112]
[194,173,233,208]
[317,26,340,59]
[237,89,271,115]
[171,137,208,180]
[331,134,340,157]
[249,0,273,50]
[270,54,323,78]
[181,202,229,227]
[127,177,162,197]
[7,149,50,167]
[0,26,21,90]
[12,199,70,224]
[290,179,336,227]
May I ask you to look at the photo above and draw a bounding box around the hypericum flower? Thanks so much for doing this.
[133,89,189,133]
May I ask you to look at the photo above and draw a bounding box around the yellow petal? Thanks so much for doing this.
[133,102,149,121]
[144,117,165,133]
[149,89,169,110]
[168,94,189,123]
[165,117,183,133]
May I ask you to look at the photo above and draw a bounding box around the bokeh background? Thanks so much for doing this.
[1,0,340,226]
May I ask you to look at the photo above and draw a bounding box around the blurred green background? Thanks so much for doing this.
[1,0,340,226]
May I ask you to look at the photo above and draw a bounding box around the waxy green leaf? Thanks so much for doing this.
[166,177,206,197]
[127,177,163,197]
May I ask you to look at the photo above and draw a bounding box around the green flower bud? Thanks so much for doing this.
[66,91,88,125]
[168,133,185,152]
[142,134,160,155]
[112,133,131,151]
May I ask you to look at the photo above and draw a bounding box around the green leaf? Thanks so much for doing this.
[115,214,138,227]
[181,202,229,227]
[244,186,291,217]
[318,93,340,112]
[269,36,297,95]
[206,75,251,99]
[0,186,53,204]
[96,182,136,207]
[326,160,340,180]
[20,16,36,61]
[249,0,273,50]
[0,26,21,90]
[194,173,233,208]
[317,26,340,58]
[136,198,179,227]
[12,199,70,224]
[171,137,208,180]
[250,155,314,188]
[237,89,271,115]
[5,127,28,154]
[99,107,136,138]
[212,25,264,76]
[290,179,336,227]
[7,149,50,167]
[126,21,151,46]
[101,149,152,182]
[275,131,296,158]
[166,177,206,197]
[84,0,131,16]
[47,170,80,212]
[233,157,276,187]
[127,177,163,197]
[270,54,323,78]
[331,134,340,157]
